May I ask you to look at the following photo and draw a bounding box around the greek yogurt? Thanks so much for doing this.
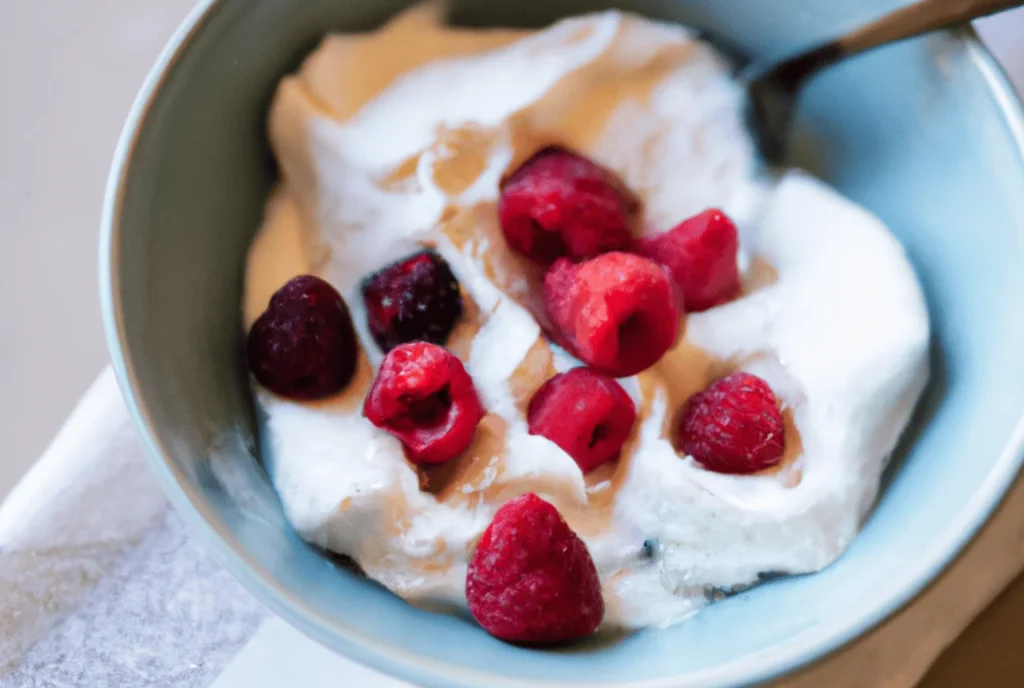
[243,3,930,629]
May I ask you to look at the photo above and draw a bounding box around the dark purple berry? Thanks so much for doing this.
[361,250,464,353]
[247,275,358,399]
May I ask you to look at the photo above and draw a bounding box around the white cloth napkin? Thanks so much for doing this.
[1,366,1022,687]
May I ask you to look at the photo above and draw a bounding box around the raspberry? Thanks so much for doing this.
[361,250,464,353]
[498,146,632,264]
[544,252,680,378]
[635,209,741,312]
[677,372,785,474]
[363,342,484,464]
[527,368,636,473]
[466,493,603,643]
[247,275,358,399]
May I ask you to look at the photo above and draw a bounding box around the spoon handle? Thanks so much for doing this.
[837,0,1024,56]
[745,0,1023,163]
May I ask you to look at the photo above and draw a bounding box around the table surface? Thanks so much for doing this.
[1,2,1022,684]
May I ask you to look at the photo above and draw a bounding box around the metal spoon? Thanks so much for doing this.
[745,0,1024,163]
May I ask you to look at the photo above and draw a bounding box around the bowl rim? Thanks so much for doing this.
[99,2,1024,686]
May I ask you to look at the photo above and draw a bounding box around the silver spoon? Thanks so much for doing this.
[745,0,1024,163]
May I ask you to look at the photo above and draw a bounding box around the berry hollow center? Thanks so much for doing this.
[589,423,610,449]
[616,311,649,362]
[404,386,452,426]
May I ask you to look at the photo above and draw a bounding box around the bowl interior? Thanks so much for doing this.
[103,0,1024,686]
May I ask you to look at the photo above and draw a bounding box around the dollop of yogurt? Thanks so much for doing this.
[243,2,930,629]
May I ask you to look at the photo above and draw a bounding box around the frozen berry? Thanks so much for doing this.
[544,252,680,377]
[466,493,603,643]
[498,146,632,264]
[247,275,358,399]
[677,372,785,474]
[361,250,463,353]
[635,209,740,312]
[363,342,484,464]
[527,368,636,473]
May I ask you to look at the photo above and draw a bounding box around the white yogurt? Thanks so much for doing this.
[243,3,930,629]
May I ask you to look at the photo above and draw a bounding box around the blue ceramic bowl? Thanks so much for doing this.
[100,0,1024,685]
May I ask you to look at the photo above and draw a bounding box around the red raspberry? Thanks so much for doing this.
[361,250,464,353]
[635,209,741,312]
[247,275,358,399]
[677,372,785,474]
[544,252,680,378]
[498,146,632,264]
[363,342,484,464]
[466,493,603,643]
[527,368,636,473]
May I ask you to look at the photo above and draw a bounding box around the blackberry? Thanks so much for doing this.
[361,250,463,352]
[247,275,358,399]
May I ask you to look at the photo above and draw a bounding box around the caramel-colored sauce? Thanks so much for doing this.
[294,2,526,123]
[430,125,496,196]
[380,152,422,191]
[440,201,547,316]
[508,337,557,413]
[743,255,779,294]
[635,338,717,440]
[444,289,483,362]
[422,414,509,502]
